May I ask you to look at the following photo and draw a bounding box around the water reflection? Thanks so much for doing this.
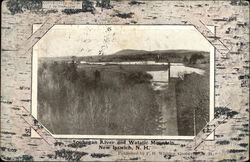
[147,71,169,91]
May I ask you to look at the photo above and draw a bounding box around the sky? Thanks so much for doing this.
[33,25,214,58]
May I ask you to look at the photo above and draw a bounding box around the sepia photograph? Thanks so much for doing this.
[32,25,214,137]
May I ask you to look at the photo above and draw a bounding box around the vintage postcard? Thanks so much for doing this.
[1,0,249,161]
[32,24,214,139]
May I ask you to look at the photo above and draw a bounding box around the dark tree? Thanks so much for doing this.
[189,54,205,64]
[183,56,189,63]
[94,70,101,83]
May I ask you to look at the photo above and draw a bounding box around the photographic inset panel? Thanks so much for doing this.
[32,25,214,138]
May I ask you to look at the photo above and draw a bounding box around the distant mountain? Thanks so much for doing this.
[39,49,209,64]
[113,49,209,56]
[78,49,209,63]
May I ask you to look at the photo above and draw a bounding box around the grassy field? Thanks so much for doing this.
[38,61,165,135]
[175,71,209,135]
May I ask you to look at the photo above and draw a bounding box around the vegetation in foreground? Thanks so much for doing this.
[38,61,165,135]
